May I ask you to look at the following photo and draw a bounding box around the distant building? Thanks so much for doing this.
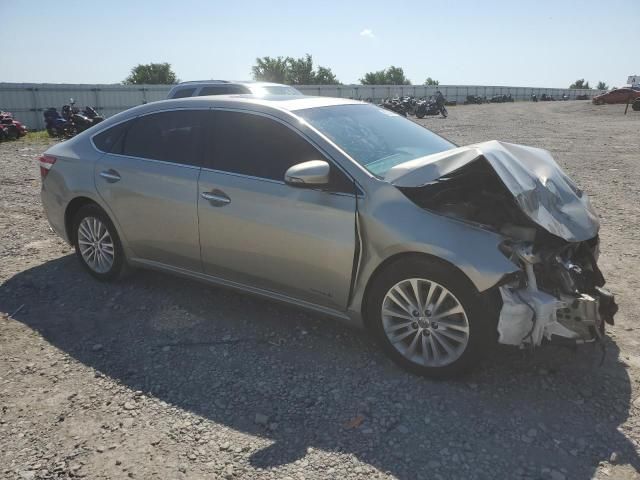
[628,75,639,87]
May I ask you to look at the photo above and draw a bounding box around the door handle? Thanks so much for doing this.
[201,190,231,206]
[99,169,121,183]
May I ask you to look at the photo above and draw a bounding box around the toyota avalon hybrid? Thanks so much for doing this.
[39,95,617,377]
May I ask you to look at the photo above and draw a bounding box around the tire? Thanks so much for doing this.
[366,257,493,378]
[72,204,126,281]
[632,99,640,111]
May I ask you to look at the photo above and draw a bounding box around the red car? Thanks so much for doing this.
[592,87,640,105]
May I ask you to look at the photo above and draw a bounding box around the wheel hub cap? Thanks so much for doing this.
[381,278,470,367]
[77,217,114,274]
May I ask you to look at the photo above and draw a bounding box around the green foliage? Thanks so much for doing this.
[360,66,411,85]
[252,54,340,85]
[251,56,289,84]
[123,63,179,85]
[596,81,608,90]
[424,77,439,86]
[569,78,590,89]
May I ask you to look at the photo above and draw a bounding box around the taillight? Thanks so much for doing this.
[39,154,57,179]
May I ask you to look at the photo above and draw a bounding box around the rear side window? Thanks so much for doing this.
[93,121,130,153]
[199,85,248,96]
[122,110,204,166]
[170,87,196,99]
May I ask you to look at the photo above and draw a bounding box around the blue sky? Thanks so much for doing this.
[2,0,637,87]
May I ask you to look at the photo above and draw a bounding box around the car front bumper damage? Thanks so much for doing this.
[497,243,617,349]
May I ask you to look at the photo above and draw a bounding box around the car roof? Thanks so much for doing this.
[161,94,364,112]
[170,80,293,88]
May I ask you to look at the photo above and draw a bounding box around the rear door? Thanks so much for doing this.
[197,110,357,310]
[94,109,205,271]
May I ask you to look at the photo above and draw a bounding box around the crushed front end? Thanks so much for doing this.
[497,237,617,348]
[390,140,618,349]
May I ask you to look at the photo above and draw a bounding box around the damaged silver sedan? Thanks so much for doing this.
[40,96,617,378]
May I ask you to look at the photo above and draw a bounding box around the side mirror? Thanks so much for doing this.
[284,160,330,187]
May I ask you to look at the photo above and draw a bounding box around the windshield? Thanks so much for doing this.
[249,85,302,96]
[296,104,455,176]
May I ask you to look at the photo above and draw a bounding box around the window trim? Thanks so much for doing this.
[203,107,360,195]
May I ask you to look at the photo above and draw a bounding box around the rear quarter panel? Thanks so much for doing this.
[41,134,107,243]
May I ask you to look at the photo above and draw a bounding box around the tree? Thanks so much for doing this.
[424,77,440,86]
[252,54,340,85]
[286,54,315,85]
[596,81,609,90]
[360,66,411,85]
[360,69,389,85]
[314,66,340,85]
[252,56,289,83]
[123,63,178,85]
[569,78,590,89]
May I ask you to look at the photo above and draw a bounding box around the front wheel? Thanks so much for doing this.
[73,204,126,281]
[367,257,491,378]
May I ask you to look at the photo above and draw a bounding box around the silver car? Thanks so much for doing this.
[167,81,302,99]
[39,95,617,378]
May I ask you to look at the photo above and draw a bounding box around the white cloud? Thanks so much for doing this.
[359,29,375,39]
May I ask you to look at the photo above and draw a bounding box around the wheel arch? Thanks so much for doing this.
[360,251,479,330]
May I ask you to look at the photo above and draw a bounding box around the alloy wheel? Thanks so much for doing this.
[381,278,470,367]
[77,216,115,274]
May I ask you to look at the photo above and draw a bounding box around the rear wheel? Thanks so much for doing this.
[73,204,126,281]
[367,257,491,378]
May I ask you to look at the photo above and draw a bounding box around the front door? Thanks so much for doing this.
[197,110,357,310]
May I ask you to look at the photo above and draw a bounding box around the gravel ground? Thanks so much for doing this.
[1,101,639,480]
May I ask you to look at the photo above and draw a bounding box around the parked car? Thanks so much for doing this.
[592,88,640,105]
[39,96,616,378]
[167,80,302,99]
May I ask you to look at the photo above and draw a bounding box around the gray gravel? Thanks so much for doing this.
[1,101,639,479]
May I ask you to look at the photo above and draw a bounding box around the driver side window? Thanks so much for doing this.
[205,110,354,193]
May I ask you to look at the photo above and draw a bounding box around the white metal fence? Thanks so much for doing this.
[0,82,600,130]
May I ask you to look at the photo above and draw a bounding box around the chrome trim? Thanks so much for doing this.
[199,166,357,198]
[99,170,121,182]
[200,167,285,185]
[101,152,202,170]
[201,191,231,204]
[129,258,354,323]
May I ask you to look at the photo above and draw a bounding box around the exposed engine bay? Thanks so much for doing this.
[393,141,618,349]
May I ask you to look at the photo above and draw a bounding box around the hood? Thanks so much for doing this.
[385,140,600,242]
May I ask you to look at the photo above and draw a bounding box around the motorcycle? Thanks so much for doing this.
[44,107,72,137]
[464,95,485,105]
[0,111,28,138]
[47,99,104,138]
[379,98,407,116]
[490,94,514,103]
[415,96,447,118]
[400,96,417,116]
[531,94,538,102]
